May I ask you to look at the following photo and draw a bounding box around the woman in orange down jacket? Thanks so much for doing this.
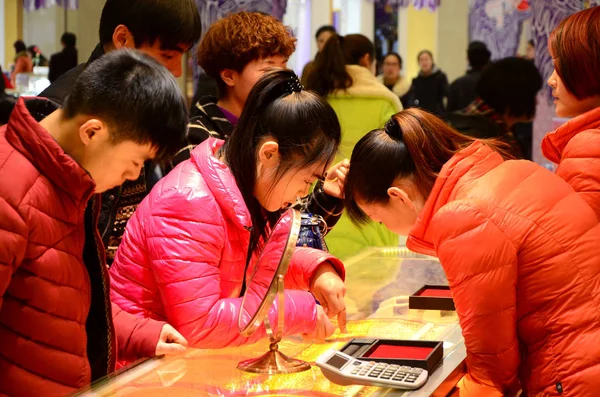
[344,109,600,396]
[542,7,600,218]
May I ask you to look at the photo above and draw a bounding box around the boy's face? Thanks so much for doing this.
[229,55,288,107]
[137,41,188,78]
[77,120,157,193]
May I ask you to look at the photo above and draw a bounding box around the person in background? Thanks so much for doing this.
[39,0,202,266]
[49,32,78,82]
[377,52,410,103]
[11,40,33,86]
[301,25,337,86]
[345,109,600,397]
[447,41,491,112]
[446,57,542,159]
[0,49,189,397]
[542,6,600,218]
[305,33,402,260]
[404,50,448,115]
[525,39,535,60]
[172,11,347,232]
[110,70,347,348]
[27,45,49,67]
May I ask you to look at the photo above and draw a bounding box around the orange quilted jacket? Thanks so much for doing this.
[407,141,600,396]
[542,106,600,219]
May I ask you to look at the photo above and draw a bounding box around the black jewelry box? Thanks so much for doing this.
[408,285,455,311]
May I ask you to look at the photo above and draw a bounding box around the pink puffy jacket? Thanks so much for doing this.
[110,139,345,348]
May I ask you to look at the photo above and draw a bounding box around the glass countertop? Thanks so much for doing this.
[73,247,465,397]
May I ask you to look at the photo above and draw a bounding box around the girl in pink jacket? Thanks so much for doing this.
[110,70,347,348]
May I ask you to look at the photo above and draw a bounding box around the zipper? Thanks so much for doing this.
[92,195,116,373]
[80,205,93,384]
[101,185,122,239]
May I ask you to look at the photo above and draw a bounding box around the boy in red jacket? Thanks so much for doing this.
[0,49,188,397]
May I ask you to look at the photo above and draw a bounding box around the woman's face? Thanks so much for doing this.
[356,181,425,236]
[254,141,329,212]
[383,55,401,80]
[418,53,433,74]
[548,67,600,118]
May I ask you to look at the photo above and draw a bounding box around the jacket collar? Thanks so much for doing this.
[407,141,503,255]
[5,98,96,206]
[191,96,235,138]
[87,43,105,65]
[191,138,251,230]
[331,65,403,111]
[541,106,600,163]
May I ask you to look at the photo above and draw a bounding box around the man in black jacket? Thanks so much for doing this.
[39,0,202,265]
[48,32,78,82]
[447,41,491,112]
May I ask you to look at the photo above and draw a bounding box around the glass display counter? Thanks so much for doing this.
[72,247,465,397]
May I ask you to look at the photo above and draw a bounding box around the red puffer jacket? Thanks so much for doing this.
[407,142,600,396]
[0,99,164,397]
[542,106,600,219]
[110,138,345,348]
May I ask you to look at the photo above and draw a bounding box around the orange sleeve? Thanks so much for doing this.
[431,202,521,395]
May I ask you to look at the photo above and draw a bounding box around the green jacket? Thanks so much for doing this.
[325,65,403,260]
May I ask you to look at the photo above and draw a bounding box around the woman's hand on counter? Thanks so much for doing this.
[302,305,335,342]
[155,324,188,356]
[323,159,349,199]
[310,262,348,333]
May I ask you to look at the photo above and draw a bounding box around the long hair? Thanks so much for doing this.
[345,109,508,225]
[305,34,375,97]
[225,69,341,254]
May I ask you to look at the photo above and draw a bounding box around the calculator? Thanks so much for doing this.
[316,349,428,389]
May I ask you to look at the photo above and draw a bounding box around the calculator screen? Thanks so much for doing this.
[326,354,349,369]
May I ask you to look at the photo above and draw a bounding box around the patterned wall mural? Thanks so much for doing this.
[469,0,531,60]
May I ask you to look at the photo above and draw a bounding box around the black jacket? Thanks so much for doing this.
[447,69,482,112]
[48,48,78,83]
[405,68,449,115]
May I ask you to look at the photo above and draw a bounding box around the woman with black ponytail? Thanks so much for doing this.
[305,33,404,260]
[344,108,600,396]
[110,69,348,348]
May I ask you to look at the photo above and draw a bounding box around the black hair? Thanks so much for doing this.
[316,25,337,40]
[99,0,201,51]
[467,41,491,70]
[383,52,403,68]
[528,39,534,47]
[417,50,434,63]
[477,57,542,119]
[61,32,77,48]
[62,49,188,162]
[306,34,375,97]
[14,40,26,53]
[225,69,341,254]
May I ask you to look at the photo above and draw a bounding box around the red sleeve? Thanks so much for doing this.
[111,302,165,361]
[0,198,27,312]
[431,202,520,395]
[284,247,345,291]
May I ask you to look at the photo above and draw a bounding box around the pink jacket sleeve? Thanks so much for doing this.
[144,187,318,348]
[284,247,346,291]
[111,302,165,361]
